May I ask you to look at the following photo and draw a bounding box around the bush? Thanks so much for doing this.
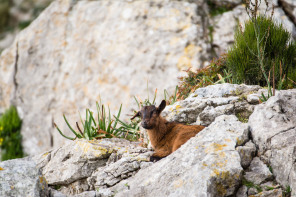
[226,15,296,88]
[0,106,24,161]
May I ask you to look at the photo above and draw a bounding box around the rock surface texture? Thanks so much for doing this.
[112,115,248,197]
[0,157,48,197]
[0,0,211,155]
[162,83,262,126]
[1,84,296,196]
[249,89,296,196]
[1,0,296,156]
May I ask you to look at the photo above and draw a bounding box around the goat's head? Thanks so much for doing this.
[131,100,166,129]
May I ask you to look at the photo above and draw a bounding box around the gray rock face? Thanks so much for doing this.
[236,141,256,169]
[244,157,273,185]
[112,115,248,197]
[0,0,210,156]
[31,138,151,196]
[0,157,48,197]
[236,185,248,197]
[249,90,296,196]
[162,83,261,126]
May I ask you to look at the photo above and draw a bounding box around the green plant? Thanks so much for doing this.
[226,1,296,90]
[242,178,263,193]
[0,106,24,161]
[164,86,178,105]
[55,101,127,140]
[265,186,274,191]
[207,0,232,17]
[283,185,291,197]
[113,116,141,141]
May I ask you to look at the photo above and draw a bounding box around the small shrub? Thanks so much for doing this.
[0,106,24,161]
[226,7,296,89]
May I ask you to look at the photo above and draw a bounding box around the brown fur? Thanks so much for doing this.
[131,100,205,161]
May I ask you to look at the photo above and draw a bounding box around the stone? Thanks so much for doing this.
[249,90,296,196]
[236,141,257,169]
[112,115,248,197]
[0,0,210,156]
[236,185,248,197]
[38,138,141,186]
[0,157,49,197]
[252,188,283,197]
[162,83,261,126]
[32,138,151,195]
[248,187,258,195]
[244,157,273,185]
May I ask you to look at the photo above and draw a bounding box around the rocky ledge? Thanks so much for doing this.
[0,83,295,197]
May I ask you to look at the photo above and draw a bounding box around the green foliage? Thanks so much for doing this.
[55,101,140,141]
[164,86,178,105]
[176,55,229,100]
[0,106,24,161]
[206,0,232,17]
[283,185,291,197]
[242,178,263,193]
[226,15,296,89]
[0,0,10,32]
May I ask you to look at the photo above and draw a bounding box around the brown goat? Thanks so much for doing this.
[131,100,205,162]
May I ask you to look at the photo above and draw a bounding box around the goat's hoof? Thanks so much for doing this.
[150,156,162,162]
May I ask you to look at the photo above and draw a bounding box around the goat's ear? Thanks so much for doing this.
[157,100,166,114]
[131,111,140,120]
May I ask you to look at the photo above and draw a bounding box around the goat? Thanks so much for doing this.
[131,100,205,162]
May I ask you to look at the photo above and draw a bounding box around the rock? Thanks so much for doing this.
[32,138,151,195]
[252,188,283,197]
[261,181,281,191]
[248,187,258,195]
[38,138,142,186]
[244,157,273,185]
[249,90,296,196]
[0,0,210,156]
[162,83,261,126]
[236,141,257,169]
[112,115,248,197]
[40,139,111,185]
[49,188,67,197]
[236,185,248,197]
[89,154,151,190]
[0,157,49,197]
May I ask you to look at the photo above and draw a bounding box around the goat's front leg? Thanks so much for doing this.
[150,149,170,162]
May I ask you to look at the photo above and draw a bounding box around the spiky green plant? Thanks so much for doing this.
[0,106,24,161]
[55,101,125,140]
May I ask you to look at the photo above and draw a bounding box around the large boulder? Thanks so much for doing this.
[32,138,152,196]
[0,0,211,155]
[112,115,249,196]
[249,89,296,196]
[0,157,49,197]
